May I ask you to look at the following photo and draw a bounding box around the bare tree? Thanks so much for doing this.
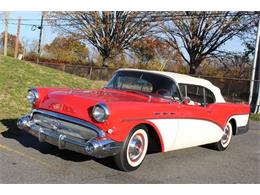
[218,52,252,78]
[239,14,259,58]
[48,11,155,67]
[161,11,259,74]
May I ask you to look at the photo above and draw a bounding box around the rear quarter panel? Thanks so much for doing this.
[207,103,250,129]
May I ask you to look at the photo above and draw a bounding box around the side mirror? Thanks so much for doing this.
[183,97,191,105]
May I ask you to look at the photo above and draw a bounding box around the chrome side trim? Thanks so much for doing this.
[32,109,105,137]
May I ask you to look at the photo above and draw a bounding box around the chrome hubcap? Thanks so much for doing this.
[222,125,230,144]
[128,134,144,162]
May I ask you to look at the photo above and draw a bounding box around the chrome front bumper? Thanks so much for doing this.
[17,110,122,158]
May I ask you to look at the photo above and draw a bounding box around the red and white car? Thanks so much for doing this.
[17,69,250,171]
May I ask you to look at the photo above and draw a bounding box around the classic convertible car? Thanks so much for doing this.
[17,69,250,171]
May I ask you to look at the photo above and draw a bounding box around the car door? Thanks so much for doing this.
[173,84,223,150]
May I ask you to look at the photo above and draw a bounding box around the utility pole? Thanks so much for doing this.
[14,16,21,58]
[37,12,44,64]
[4,12,9,56]
[249,19,260,113]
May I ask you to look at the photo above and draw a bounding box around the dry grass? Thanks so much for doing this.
[0,55,106,132]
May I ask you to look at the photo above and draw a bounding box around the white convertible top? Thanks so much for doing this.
[118,68,226,103]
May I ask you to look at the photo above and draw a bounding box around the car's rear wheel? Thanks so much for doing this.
[212,121,233,151]
[113,125,148,171]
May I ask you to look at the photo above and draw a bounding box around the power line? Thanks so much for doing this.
[0,21,36,26]
[1,12,258,30]
[5,12,258,21]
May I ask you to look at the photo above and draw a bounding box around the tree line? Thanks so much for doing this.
[1,11,259,78]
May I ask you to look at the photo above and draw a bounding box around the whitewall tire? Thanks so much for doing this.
[113,125,148,171]
[212,122,233,151]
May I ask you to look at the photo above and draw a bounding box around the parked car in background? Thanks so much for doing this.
[17,69,250,171]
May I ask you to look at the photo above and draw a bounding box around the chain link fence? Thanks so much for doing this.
[37,62,258,103]
[38,62,116,80]
[196,75,258,103]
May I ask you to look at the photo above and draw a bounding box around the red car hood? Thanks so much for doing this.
[45,88,150,102]
[37,88,158,120]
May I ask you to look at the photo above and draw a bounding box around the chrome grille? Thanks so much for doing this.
[32,113,98,141]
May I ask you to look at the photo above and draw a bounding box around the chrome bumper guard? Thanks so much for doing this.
[17,113,122,158]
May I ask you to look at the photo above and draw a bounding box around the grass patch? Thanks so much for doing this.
[0,55,106,131]
[250,113,260,121]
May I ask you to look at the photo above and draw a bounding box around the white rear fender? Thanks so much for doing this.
[148,119,223,152]
[229,114,249,128]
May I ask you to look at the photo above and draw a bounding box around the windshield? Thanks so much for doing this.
[106,70,180,99]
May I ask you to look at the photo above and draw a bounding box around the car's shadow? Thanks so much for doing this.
[0,118,118,170]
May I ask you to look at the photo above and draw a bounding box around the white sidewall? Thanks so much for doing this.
[126,129,148,167]
[221,122,232,148]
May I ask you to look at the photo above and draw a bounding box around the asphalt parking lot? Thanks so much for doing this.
[0,119,259,184]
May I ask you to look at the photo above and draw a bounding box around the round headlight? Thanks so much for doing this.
[27,89,39,105]
[92,103,110,122]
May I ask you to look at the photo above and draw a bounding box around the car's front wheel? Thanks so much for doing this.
[113,125,148,171]
[212,121,233,151]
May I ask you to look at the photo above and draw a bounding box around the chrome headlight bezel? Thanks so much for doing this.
[27,88,39,105]
[92,103,110,122]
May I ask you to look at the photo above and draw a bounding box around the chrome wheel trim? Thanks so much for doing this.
[126,129,148,167]
[221,123,232,148]
[128,134,144,162]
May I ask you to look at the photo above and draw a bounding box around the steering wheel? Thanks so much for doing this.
[156,89,170,96]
